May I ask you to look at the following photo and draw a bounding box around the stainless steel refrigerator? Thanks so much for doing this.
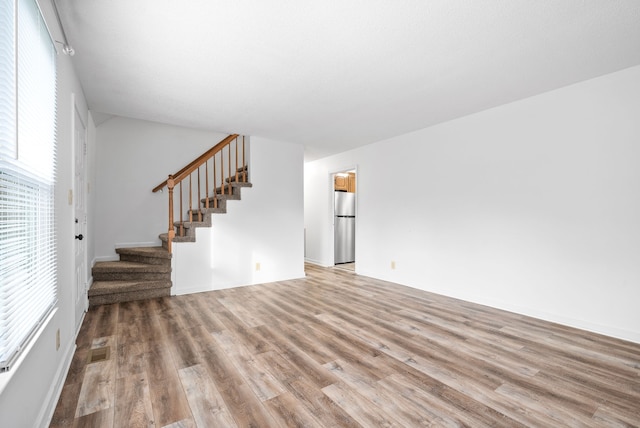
[334,191,355,264]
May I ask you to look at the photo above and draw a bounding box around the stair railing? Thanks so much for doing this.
[152,134,248,253]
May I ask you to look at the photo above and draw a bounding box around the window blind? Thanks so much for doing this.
[0,0,58,372]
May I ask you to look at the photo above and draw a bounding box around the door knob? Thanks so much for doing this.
[75,234,84,240]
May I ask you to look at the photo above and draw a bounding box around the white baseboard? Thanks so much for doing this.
[114,241,160,249]
[173,272,306,296]
[94,255,119,262]
[304,257,330,267]
[39,338,76,428]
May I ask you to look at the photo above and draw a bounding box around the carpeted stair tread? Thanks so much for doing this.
[93,260,171,273]
[116,246,171,259]
[159,233,195,243]
[89,280,171,296]
[225,179,253,186]
[88,281,171,306]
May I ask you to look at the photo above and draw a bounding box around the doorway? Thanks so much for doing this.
[333,170,356,270]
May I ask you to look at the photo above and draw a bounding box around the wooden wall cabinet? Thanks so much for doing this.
[334,175,349,191]
[335,172,356,192]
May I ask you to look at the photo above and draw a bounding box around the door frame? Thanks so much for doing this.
[72,94,89,330]
[330,166,357,266]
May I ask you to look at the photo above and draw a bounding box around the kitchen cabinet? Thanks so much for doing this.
[334,175,348,191]
[335,173,356,192]
[347,172,356,193]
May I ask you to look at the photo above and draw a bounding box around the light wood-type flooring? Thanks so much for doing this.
[51,263,640,427]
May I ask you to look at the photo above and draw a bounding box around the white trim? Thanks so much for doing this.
[94,255,119,263]
[329,166,358,267]
[114,241,161,249]
[303,258,329,267]
[39,340,76,427]
[98,239,161,262]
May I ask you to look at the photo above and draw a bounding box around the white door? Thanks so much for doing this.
[74,104,88,329]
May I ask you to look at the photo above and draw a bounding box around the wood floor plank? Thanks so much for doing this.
[325,358,444,427]
[592,404,640,427]
[376,373,495,428]
[215,309,274,355]
[72,407,114,428]
[75,336,117,418]
[113,375,155,427]
[181,294,228,333]
[115,340,147,379]
[253,325,340,388]
[264,391,324,428]
[161,418,197,428]
[322,381,405,426]
[218,296,266,328]
[63,348,89,386]
[494,382,597,426]
[145,342,193,427]
[144,340,177,383]
[49,381,82,427]
[53,263,640,427]
[166,326,203,369]
[148,375,193,428]
[75,359,116,418]
[212,329,287,401]
[286,377,361,427]
[178,364,237,427]
[92,304,120,339]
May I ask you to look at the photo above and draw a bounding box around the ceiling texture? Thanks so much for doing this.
[55,0,640,160]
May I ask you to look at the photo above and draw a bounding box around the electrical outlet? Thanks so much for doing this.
[255,262,261,271]
[56,329,60,350]
[391,261,396,270]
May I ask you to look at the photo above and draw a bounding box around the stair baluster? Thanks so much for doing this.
[205,161,210,209]
[213,159,218,209]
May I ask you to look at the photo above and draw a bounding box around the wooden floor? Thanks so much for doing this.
[51,263,640,427]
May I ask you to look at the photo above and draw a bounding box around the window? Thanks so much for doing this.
[0,0,57,372]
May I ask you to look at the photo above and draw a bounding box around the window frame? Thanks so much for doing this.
[0,0,58,373]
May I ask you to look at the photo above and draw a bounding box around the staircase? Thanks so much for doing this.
[159,165,252,247]
[88,134,251,306]
[89,247,172,306]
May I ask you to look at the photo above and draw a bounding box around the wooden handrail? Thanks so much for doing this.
[152,134,239,193]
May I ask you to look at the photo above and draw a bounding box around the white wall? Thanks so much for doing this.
[94,117,229,259]
[305,65,640,343]
[0,3,96,425]
[173,137,306,293]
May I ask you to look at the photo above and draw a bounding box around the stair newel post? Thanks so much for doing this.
[167,175,176,254]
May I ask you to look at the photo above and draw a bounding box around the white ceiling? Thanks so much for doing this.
[55,0,640,160]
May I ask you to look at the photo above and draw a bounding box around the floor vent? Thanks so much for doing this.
[87,346,110,364]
